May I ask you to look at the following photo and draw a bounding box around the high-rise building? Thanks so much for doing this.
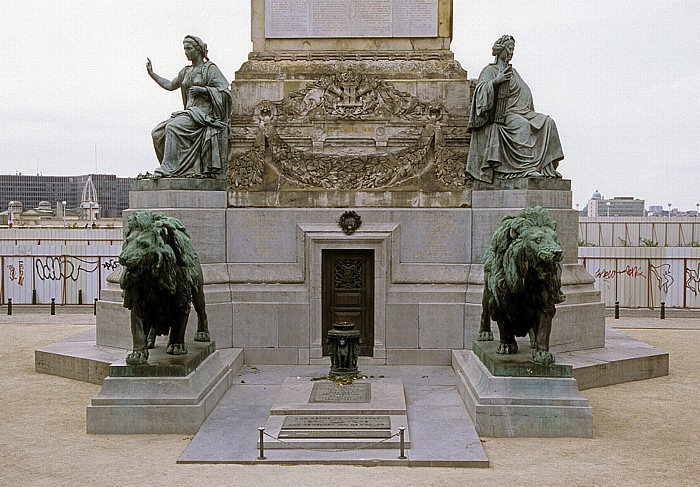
[0,174,132,218]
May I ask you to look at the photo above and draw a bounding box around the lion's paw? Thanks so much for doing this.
[533,350,556,365]
[126,350,148,365]
[166,343,188,355]
[497,343,518,354]
[477,331,494,341]
[194,331,211,342]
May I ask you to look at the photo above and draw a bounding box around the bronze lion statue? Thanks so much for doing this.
[119,210,210,365]
[477,206,565,365]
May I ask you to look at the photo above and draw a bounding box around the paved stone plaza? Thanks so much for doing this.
[2,307,699,485]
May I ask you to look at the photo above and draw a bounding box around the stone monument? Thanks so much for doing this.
[93,0,606,367]
[36,1,669,446]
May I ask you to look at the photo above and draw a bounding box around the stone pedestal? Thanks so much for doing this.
[452,347,593,438]
[260,377,409,450]
[87,342,234,434]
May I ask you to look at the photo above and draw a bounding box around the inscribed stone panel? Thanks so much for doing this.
[264,0,438,38]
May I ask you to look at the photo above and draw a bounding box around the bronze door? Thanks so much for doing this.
[322,249,374,356]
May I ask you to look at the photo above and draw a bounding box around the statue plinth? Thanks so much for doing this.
[471,340,572,378]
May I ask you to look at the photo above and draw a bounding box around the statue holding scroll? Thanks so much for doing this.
[466,35,564,184]
[144,36,231,179]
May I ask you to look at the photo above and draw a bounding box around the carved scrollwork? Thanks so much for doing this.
[334,258,363,289]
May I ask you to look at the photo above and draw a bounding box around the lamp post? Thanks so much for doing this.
[61,200,67,227]
[606,201,611,217]
[8,201,15,228]
[667,203,672,218]
[696,202,699,218]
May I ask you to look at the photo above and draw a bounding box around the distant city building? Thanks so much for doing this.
[0,174,132,218]
[648,205,663,215]
[587,191,645,217]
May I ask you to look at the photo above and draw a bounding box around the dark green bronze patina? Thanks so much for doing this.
[477,206,565,365]
[119,210,211,365]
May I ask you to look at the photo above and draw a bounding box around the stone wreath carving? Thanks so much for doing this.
[228,122,469,190]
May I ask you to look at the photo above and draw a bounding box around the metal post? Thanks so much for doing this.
[32,289,37,305]
[94,298,98,315]
[258,427,266,460]
[398,426,407,459]
[614,301,619,319]
[7,298,12,315]
[78,289,83,305]
[50,298,55,315]
[660,302,665,320]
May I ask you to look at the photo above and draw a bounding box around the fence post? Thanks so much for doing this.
[50,298,56,315]
[398,426,407,459]
[660,302,665,320]
[94,298,98,315]
[78,289,83,305]
[614,301,619,319]
[7,298,12,315]
[258,427,266,460]
[32,289,37,305]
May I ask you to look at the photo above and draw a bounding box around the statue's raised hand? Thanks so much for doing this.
[146,58,153,76]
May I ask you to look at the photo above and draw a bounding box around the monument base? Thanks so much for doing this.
[452,347,593,438]
[86,342,237,434]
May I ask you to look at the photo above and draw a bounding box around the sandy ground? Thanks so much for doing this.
[1,314,699,487]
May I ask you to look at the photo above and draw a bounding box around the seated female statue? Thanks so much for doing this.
[145,35,231,179]
[466,35,564,184]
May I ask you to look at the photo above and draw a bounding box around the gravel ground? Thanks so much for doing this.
[0,315,698,487]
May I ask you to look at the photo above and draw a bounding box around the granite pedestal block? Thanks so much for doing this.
[87,342,234,434]
[452,348,593,438]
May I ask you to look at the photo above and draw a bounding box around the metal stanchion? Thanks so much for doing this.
[78,289,83,305]
[258,427,266,460]
[398,426,407,459]
[614,301,619,319]
[32,289,37,305]
[7,298,12,315]
[50,298,56,315]
[94,298,98,315]
[660,302,665,320]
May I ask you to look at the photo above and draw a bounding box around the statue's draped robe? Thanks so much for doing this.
[152,62,231,177]
[466,64,564,183]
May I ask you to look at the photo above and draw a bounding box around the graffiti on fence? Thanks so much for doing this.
[594,265,646,282]
[686,264,700,295]
[35,257,100,282]
[650,263,674,293]
[102,258,120,271]
[6,260,25,286]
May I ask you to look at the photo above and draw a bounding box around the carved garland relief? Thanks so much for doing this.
[228,73,471,191]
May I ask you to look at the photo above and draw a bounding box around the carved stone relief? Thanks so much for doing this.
[228,74,472,191]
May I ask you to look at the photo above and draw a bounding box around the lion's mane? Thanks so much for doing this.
[482,206,565,338]
[119,211,199,336]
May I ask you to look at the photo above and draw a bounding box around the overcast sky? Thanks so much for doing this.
[1,1,698,210]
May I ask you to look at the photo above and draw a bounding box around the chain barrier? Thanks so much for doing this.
[262,430,401,454]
